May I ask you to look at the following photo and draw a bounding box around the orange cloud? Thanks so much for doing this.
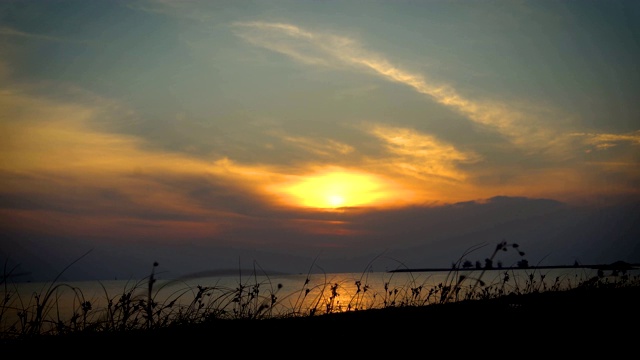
[276,134,355,156]
[0,88,428,230]
[366,124,480,182]
[570,130,640,150]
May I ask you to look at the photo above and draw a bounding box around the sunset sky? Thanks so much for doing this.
[1,1,639,281]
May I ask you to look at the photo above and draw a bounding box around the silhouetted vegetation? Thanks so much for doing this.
[1,241,639,343]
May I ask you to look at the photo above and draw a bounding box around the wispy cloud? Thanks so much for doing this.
[275,133,354,156]
[570,130,640,150]
[232,21,556,150]
[367,124,480,182]
[128,0,214,21]
[0,26,88,43]
[0,89,288,220]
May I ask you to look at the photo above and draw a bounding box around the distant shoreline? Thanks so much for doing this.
[389,260,640,273]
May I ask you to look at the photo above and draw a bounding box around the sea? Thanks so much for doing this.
[1,266,632,334]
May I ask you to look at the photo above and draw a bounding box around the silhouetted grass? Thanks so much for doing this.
[1,241,638,343]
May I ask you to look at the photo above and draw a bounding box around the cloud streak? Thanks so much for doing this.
[0,26,88,43]
[232,21,557,150]
[0,89,285,230]
[275,133,355,157]
[367,124,480,182]
[570,130,640,150]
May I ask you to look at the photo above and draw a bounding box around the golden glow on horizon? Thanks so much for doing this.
[278,170,392,209]
[2,81,638,221]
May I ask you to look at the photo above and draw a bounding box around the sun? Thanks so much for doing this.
[276,169,392,209]
[327,194,345,207]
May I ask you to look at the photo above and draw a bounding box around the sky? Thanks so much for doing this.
[1,0,639,282]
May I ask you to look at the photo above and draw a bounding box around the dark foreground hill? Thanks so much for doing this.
[4,284,639,354]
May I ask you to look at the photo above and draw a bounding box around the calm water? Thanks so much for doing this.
[1,267,622,332]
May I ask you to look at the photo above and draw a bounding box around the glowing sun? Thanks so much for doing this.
[277,170,392,209]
